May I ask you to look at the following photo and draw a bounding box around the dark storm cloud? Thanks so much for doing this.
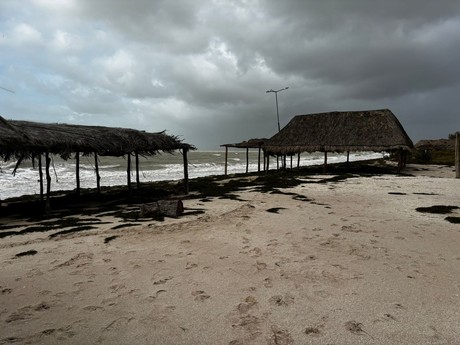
[0,0,459,148]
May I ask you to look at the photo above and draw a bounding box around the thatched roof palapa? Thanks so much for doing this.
[221,138,268,149]
[415,139,455,151]
[264,109,413,155]
[0,116,194,161]
[0,115,196,199]
[220,138,269,175]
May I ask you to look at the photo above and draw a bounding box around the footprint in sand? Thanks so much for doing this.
[231,314,261,335]
[249,247,262,257]
[264,277,273,288]
[268,325,294,345]
[153,276,173,285]
[109,284,126,293]
[256,261,267,270]
[97,317,136,343]
[394,303,405,310]
[228,340,244,345]
[375,313,397,323]
[1,287,12,295]
[186,262,198,269]
[266,239,278,247]
[344,321,373,338]
[305,326,322,337]
[192,290,210,301]
[147,290,167,301]
[6,302,50,323]
[269,294,294,307]
[39,325,76,340]
[237,296,257,314]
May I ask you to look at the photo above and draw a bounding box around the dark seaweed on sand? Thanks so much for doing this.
[104,235,119,244]
[0,218,110,239]
[15,249,38,257]
[416,205,459,214]
[49,225,97,238]
[111,223,141,230]
[445,216,460,224]
[266,207,286,214]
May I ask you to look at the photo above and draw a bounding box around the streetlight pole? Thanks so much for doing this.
[266,87,288,132]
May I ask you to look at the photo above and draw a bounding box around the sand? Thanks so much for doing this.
[1,164,459,344]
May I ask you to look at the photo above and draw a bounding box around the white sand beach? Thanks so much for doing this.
[1,164,459,344]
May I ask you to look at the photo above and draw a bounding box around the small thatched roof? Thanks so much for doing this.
[221,138,268,149]
[0,115,194,161]
[264,109,413,155]
[415,138,455,151]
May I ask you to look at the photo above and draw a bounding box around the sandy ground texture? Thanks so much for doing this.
[1,164,459,345]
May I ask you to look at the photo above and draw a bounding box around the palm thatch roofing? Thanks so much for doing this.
[264,109,413,155]
[0,115,194,161]
[221,138,268,149]
[415,138,455,151]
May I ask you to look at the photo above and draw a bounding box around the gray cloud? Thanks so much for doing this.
[1,0,459,149]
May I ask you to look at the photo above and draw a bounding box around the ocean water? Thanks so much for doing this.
[0,150,384,200]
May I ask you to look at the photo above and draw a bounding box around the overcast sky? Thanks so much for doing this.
[1,0,459,149]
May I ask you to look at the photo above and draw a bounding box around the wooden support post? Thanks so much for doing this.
[258,146,261,172]
[297,152,300,169]
[266,154,270,171]
[45,152,51,211]
[127,152,132,191]
[38,154,44,202]
[397,148,403,174]
[456,133,460,178]
[95,152,101,193]
[224,146,228,176]
[183,148,189,194]
[323,151,328,173]
[135,151,140,189]
[346,151,350,164]
[246,147,249,173]
[276,156,279,170]
[75,152,80,195]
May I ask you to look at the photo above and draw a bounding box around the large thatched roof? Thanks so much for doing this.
[0,116,194,161]
[264,109,413,154]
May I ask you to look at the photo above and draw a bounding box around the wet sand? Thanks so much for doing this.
[1,164,459,344]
